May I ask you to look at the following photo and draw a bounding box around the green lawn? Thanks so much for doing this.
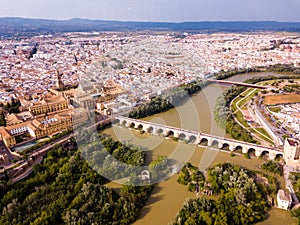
[234,111,250,128]
[268,106,281,113]
[253,128,274,145]
[230,84,275,146]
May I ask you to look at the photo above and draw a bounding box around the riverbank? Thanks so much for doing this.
[103,71,300,225]
[103,126,297,225]
[214,74,300,144]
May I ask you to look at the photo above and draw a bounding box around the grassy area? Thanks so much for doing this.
[231,99,238,112]
[240,88,254,97]
[268,106,281,113]
[231,88,260,113]
[238,90,256,107]
[234,111,250,128]
[252,128,274,145]
[229,78,300,146]
[230,85,276,146]
[256,127,273,140]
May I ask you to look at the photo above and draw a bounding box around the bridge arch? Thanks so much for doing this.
[261,150,270,158]
[210,140,219,147]
[121,120,127,127]
[129,122,135,128]
[113,118,120,125]
[179,133,186,141]
[275,153,283,160]
[199,137,208,145]
[222,143,230,150]
[235,145,244,152]
[137,124,143,130]
[248,148,256,156]
[146,126,154,133]
[166,130,174,137]
[189,135,197,143]
[156,128,164,135]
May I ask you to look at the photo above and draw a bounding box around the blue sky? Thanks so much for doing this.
[0,0,299,22]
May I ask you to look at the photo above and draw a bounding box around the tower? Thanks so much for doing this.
[55,69,65,90]
[284,138,300,168]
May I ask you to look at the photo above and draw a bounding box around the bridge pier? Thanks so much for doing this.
[196,135,201,144]
[207,138,213,147]
[163,129,168,136]
[218,142,223,149]
[255,150,262,157]
[242,147,248,154]
[269,153,276,160]
[174,132,180,139]
[142,125,150,133]
[229,145,234,151]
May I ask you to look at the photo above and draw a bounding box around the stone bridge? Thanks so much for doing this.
[205,79,271,89]
[113,116,284,160]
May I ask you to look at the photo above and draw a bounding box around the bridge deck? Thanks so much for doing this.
[205,79,270,89]
[115,116,282,153]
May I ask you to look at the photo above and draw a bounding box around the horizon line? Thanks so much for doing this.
[1,16,300,24]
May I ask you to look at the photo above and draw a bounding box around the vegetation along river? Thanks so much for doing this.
[102,72,297,225]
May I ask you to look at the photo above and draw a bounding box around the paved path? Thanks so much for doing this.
[1,133,74,182]
[284,164,299,204]
[230,89,273,146]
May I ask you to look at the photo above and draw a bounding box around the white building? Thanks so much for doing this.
[277,189,292,210]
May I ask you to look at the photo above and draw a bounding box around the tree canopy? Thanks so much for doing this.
[174,163,273,225]
[0,137,153,225]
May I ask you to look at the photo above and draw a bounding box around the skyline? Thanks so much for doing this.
[0,0,300,22]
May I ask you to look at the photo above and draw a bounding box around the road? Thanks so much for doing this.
[2,116,115,182]
[252,102,283,146]
[0,133,74,179]
[230,88,273,146]
[284,164,299,204]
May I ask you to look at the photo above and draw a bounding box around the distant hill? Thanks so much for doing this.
[1,17,300,37]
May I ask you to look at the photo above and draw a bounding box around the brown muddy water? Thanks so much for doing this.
[103,72,298,225]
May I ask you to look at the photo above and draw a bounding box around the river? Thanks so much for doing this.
[102,72,298,225]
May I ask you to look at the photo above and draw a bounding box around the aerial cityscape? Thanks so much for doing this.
[1,1,300,225]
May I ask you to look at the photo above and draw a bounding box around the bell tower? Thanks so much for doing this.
[55,69,65,90]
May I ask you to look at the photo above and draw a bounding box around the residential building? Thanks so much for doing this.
[277,189,292,210]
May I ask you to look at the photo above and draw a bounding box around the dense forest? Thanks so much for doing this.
[78,130,178,185]
[174,163,277,225]
[261,161,283,176]
[0,135,154,225]
[177,163,205,192]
